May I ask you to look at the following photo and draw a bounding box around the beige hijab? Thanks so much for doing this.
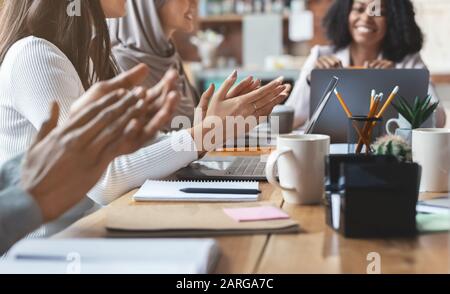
[108,0,197,129]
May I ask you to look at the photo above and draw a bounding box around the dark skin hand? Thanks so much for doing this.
[364,59,394,69]
[315,55,343,69]
[21,65,179,222]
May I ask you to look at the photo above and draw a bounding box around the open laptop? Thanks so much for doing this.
[310,69,431,143]
[176,77,339,181]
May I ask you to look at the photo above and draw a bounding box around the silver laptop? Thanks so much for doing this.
[176,77,339,181]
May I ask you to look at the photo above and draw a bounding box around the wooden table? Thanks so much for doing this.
[55,149,450,274]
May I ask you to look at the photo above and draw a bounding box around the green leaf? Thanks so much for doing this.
[393,95,439,128]
[414,96,421,112]
[419,95,432,113]
[397,97,415,123]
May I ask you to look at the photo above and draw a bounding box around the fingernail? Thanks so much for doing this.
[136,99,145,109]
[275,76,284,83]
[117,89,126,96]
[132,87,145,97]
[230,70,238,79]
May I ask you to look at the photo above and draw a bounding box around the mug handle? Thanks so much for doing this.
[265,148,297,192]
[386,118,400,135]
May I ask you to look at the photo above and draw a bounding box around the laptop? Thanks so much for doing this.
[310,69,431,143]
[176,77,339,181]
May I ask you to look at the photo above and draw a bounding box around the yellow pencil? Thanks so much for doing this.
[376,86,399,118]
[334,88,352,117]
[334,88,371,150]
[370,89,376,110]
[356,94,380,152]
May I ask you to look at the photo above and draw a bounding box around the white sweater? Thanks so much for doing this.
[0,36,199,206]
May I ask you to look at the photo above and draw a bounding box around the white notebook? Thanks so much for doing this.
[133,180,260,202]
[0,239,220,274]
[417,197,450,215]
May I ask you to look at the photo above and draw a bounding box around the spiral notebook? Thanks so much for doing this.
[133,180,260,202]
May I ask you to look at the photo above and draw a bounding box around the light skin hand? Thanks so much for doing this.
[189,71,292,156]
[193,76,262,126]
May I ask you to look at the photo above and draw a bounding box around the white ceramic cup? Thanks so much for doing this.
[386,115,411,135]
[265,134,330,205]
[412,128,450,192]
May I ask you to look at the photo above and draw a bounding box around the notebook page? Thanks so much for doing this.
[133,180,260,202]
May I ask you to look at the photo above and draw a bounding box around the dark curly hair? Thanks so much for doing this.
[323,0,424,63]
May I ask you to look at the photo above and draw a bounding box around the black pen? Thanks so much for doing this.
[180,188,261,195]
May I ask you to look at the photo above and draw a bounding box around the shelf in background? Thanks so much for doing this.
[199,13,289,24]
[432,74,450,85]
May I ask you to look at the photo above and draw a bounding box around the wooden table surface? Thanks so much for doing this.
[55,148,450,274]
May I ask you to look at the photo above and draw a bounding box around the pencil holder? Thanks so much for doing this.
[347,116,383,154]
[325,154,421,238]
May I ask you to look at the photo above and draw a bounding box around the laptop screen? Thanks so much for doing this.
[305,76,339,134]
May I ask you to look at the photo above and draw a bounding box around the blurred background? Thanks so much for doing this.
[0,0,448,125]
[174,0,450,126]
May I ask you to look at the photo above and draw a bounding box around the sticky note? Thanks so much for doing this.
[223,206,290,222]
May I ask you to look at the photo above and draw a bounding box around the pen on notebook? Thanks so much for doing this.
[15,254,67,262]
[180,188,262,195]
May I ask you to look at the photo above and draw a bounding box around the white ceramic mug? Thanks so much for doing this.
[386,115,411,135]
[265,134,330,205]
[412,128,450,193]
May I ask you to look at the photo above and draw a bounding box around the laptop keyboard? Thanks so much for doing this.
[225,157,271,177]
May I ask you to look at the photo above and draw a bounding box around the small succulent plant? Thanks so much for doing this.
[372,135,412,162]
[392,95,439,129]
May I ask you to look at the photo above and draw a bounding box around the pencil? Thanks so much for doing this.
[334,88,352,118]
[356,94,381,153]
[376,86,399,118]
[370,89,376,110]
[334,88,371,150]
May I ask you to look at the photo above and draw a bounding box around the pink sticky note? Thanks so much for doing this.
[223,206,290,222]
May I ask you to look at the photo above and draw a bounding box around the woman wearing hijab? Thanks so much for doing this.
[109,0,199,131]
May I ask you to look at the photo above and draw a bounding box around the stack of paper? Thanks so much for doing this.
[0,239,220,274]
[416,197,450,214]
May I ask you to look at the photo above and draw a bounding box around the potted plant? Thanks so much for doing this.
[391,95,439,144]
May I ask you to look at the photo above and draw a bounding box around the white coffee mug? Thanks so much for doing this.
[265,134,330,205]
[412,128,450,193]
[386,115,411,135]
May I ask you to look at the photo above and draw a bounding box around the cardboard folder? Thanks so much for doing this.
[106,201,300,237]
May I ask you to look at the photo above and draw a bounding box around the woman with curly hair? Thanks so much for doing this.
[286,0,446,129]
